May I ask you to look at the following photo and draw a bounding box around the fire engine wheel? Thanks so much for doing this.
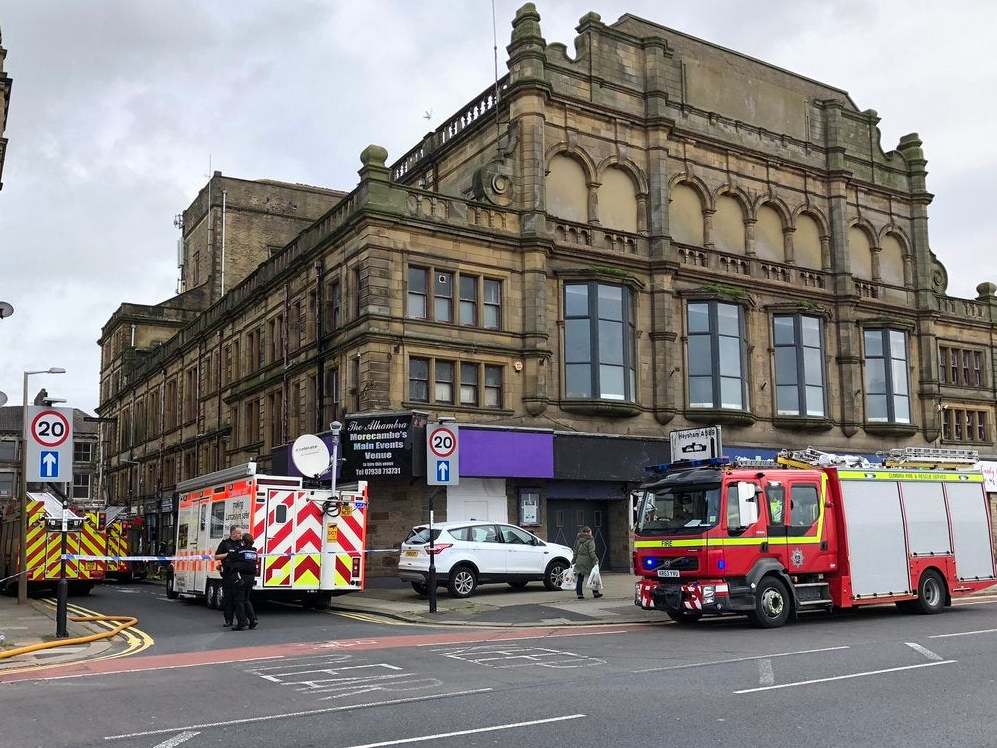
[749,576,792,628]
[166,572,179,600]
[666,610,702,625]
[913,570,946,615]
[447,566,478,598]
[544,560,569,591]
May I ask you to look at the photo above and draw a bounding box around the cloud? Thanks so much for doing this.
[0,0,994,413]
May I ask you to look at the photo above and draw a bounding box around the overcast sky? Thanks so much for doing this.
[1,0,995,414]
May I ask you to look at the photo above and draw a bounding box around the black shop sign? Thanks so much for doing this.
[341,412,426,481]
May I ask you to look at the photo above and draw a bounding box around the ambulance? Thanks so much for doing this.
[167,462,368,609]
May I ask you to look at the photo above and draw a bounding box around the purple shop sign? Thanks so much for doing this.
[459,429,554,478]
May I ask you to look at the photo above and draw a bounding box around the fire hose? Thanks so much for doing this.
[0,614,138,661]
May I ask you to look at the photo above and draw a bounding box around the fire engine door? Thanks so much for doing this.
[262,489,295,587]
[783,482,828,573]
[762,479,790,570]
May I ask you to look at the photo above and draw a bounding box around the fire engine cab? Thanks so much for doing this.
[634,447,997,628]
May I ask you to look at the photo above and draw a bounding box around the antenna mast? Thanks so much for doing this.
[492,0,501,149]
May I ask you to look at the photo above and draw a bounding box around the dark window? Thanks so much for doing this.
[788,485,820,534]
[0,441,15,462]
[325,368,340,424]
[459,275,478,326]
[484,365,503,408]
[353,266,363,318]
[564,282,636,401]
[331,281,343,329]
[74,441,94,463]
[484,279,502,330]
[209,502,226,538]
[864,329,910,424]
[434,272,453,322]
[0,472,13,499]
[274,504,288,524]
[939,346,986,388]
[687,301,747,410]
[500,525,534,544]
[73,473,91,500]
[773,315,825,417]
[435,360,454,403]
[460,363,479,406]
[943,407,991,444]
[407,268,427,319]
[409,358,429,402]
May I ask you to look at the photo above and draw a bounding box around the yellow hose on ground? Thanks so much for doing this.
[0,614,138,661]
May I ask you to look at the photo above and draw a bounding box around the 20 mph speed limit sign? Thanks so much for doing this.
[426,422,459,486]
[24,405,74,482]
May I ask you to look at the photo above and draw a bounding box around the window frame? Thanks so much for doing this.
[863,328,911,424]
[460,362,479,406]
[772,314,827,418]
[433,271,454,323]
[563,281,637,402]
[686,300,749,411]
[459,274,478,327]
[434,359,455,404]
[406,264,503,330]
[72,473,91,499]
[408,357,430,403]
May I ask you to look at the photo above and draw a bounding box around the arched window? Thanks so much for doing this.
[714,196,745,253]
[848,227,873,280]
[880,234,906,287]
[546,155,588,223]
[755,205,784,262]
[597,167,638,233]
[668,184,704,246]
[795,214,823,269]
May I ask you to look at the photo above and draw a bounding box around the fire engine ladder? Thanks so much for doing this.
[776,448,872,469]
[879,446,979,470]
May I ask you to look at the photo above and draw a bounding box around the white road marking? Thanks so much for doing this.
[416,629,627,647]
[905,642,943,661]
[151,731,200,748]
[341,714,587,748]
[434,644,604,670]
[734,660,956,694]
[758,658,774,686]
[929,627,997,639]
[633,645,850,673]
[951,599,997,607]
[102,688,494,740]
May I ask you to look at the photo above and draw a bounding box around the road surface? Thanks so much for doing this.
[5,582,997,747]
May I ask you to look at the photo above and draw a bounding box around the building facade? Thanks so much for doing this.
[98,5,997,572]
[0,25,12,190]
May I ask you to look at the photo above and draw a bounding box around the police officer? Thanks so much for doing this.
[213,525,243,627]
[230,533,259,631]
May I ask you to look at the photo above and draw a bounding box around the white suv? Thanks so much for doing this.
[397,521,573,598]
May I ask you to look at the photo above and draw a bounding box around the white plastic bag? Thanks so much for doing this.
[586,564,603,592]
[560,565,577,591]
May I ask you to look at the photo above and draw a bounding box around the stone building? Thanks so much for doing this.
[98,5,997,572]
[0,25,12,190]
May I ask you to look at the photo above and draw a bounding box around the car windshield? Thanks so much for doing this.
[405,527,444,544]
[636,483,722,535]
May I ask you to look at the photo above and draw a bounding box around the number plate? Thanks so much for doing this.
[657,569,680,578]
[404,550,420,558]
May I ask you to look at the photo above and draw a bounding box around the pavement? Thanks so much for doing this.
[5,581,997,747]
[0,593,117,671]
[332,572,658,626]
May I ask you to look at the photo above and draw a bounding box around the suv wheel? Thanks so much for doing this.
[544,560,569,591]
[447,565,477,598]
[411,581,429,596]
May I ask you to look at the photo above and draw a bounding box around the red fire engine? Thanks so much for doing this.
[634,447,997,628]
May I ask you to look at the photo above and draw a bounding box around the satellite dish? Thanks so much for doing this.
[0,302,13,319]
[0,391,7,407]
[291,434,331,478]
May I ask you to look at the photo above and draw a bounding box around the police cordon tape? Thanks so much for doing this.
[60,549,401,562]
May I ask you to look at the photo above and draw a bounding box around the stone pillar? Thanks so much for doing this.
[783,227,796,265]
[636,194,648,235]
[870,246,882,282]
[744,218,757,257]
[587,183,600,225]
[703,209,715,250]
[820,235,832,271]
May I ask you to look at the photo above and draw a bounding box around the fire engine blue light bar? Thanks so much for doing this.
[645,457,731,474]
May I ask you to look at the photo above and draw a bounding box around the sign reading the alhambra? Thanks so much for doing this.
[340,413,426,481]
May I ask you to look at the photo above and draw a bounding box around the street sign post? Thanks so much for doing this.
[426,423,460,486]
[669,425,722,462]
[24,406,74,482]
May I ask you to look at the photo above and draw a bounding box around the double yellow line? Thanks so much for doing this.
[0,600,154,676]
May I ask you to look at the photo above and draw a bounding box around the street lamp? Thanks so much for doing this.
[17,367,66,604]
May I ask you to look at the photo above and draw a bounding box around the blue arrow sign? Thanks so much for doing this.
[40,450,59,479]
[436,460,450,482]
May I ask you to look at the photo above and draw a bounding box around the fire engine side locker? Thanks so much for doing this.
[838,478,913,598]
[946,481,996,580]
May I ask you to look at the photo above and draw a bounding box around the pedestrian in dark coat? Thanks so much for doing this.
[230,533,259,631]
[572,527,602,600]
